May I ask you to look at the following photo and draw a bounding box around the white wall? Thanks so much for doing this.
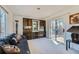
[46,19,50,38]
[2,5,14,35]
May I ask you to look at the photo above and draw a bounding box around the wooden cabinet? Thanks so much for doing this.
[23,18,32,39]
[39,20,46,37]
[40,20,46,26]
[23,18,46,39]
[23,18,32,26]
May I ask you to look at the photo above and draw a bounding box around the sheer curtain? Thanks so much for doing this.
[0,6,8,38]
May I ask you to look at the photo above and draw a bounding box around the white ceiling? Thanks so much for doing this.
[7,5,75,19]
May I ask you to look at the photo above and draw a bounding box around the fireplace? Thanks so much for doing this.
[67,26,79,44]
[71,33,79,44]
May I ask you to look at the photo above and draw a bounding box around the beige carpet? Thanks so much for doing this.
[28,40,41,53]
[27,38,79,54]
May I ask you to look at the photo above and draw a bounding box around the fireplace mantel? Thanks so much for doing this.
[67,26,79,34]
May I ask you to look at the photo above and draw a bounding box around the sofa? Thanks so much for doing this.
[0,33,30,54]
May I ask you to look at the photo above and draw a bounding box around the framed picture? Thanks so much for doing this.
[69,13,79,24]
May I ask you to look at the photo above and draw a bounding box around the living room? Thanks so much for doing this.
[1,5,79,54]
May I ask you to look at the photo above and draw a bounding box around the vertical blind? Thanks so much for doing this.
[0,6,8,38]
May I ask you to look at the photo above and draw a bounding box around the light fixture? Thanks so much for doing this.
[37,8,40,10]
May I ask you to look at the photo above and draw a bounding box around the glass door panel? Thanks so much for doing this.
[51,19,65,44]
[32,21,38,32]
[56,20,64,43]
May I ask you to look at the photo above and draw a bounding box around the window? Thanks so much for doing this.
[0,6,8,38]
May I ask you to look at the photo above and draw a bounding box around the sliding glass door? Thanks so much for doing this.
[51,19,65,43]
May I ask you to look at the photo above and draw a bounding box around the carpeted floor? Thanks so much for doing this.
[27,38,79,54]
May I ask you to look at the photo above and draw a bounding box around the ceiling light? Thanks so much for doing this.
[37,8,40,10]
